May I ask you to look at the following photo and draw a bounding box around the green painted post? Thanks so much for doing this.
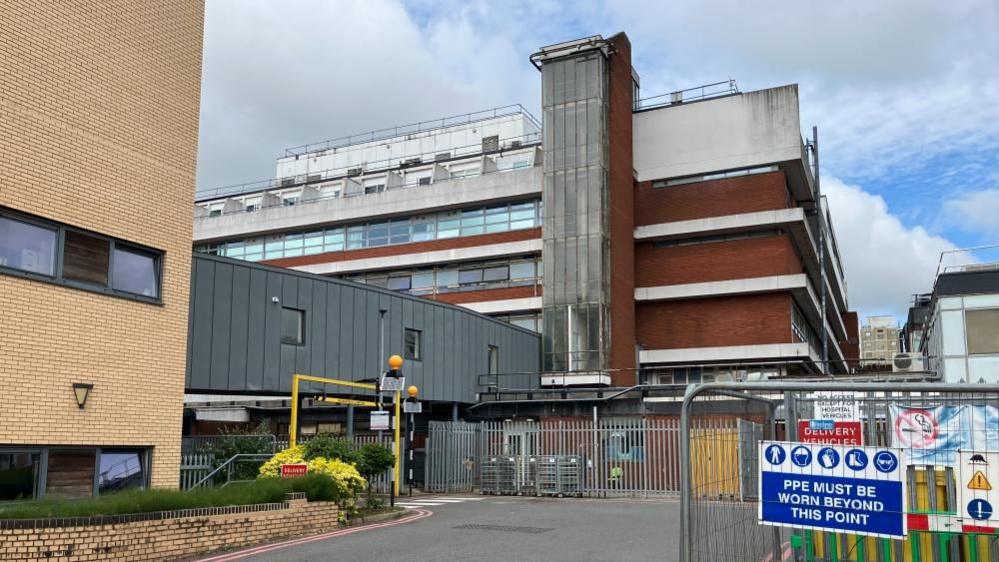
[829,535,839,562]
[879,538,891,562]
[856,536,866,561]
[938,533,949,562]
[968,534,979,562]
[909,532,922,562]
[805,532,815,562]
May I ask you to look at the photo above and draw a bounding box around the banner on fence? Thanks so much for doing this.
[758,441,906,539]
[889,404,999,465]
[797,420,863,445]
[811,391,859,421]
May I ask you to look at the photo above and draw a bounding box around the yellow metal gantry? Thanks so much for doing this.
[289,372,403,496]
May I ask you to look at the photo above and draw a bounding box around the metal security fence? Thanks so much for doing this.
[425,421,478,493]
[425,417,696,497]
[679,381,999,562]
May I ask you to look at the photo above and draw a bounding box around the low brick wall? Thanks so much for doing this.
[0,493,339,561]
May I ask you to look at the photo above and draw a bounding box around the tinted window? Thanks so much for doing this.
[405,328,422,360]
[63,231,110,286]
[112,247,158,297]
[0,216,56,276]
[0,450,40,501]
[97,449,145,494]
[281,308,305,345]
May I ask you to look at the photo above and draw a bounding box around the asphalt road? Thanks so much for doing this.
[202,495,680,562]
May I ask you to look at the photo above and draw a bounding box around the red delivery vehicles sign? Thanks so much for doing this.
[797,420,863,445]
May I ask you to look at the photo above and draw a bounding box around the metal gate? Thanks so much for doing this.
[679,381,999,562]
[425,420,478,492]
[426,417,720,497]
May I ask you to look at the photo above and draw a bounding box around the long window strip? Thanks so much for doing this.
[208,200,540,258]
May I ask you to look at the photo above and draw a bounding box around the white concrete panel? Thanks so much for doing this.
[633,85,804,182]
[633,208,806,240]
[635,274,807,301]
[460,297,542,314]
[639,343,814,364]
[195,167,542,242]
[292,239,543,276]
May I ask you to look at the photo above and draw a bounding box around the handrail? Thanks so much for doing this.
[189,453,273,490]
[196,133,542,202]
[637,80,739,110]
[282,104,542,158]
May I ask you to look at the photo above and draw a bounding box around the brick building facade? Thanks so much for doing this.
[0,0,204,496]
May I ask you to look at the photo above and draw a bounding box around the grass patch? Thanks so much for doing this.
[0,474,344,520]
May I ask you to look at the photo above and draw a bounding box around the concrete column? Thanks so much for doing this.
[451,403,459,422]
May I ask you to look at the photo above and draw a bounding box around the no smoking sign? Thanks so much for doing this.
[894,408,938,448]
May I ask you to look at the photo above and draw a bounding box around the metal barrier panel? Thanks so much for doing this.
[679,382,999,562]
[425,418,685,497]
[425,421,478,492]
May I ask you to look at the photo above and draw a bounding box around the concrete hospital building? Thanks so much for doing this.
[193,33,858,390]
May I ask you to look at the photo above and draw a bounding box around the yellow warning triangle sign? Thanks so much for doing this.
[968,470,992,491]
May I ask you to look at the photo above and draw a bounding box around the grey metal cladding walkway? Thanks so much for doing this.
[185,254,540,403]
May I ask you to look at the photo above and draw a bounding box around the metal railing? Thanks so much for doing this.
[636,80,739,110]
[195,132,542,203]
[282,104,542,157]
[188,454,274,490]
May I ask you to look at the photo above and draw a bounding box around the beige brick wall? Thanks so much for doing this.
[0,0,204,488]
[0,498,341,562]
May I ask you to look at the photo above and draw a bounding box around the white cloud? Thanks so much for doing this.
[945,189,999,238]
[824,177,962,318]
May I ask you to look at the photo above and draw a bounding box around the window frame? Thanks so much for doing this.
[404,328,422,361]
[487,344,499,374]
[0,207,164,305]
[281,307,306,346]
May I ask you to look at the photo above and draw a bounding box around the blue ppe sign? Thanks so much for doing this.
[759,441,907,538]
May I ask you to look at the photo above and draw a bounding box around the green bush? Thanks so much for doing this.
[301,434,359,464]
[356,443,394,479]
[0,473,343,520]
[207,423,275,482]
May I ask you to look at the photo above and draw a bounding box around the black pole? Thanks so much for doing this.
[408,411,415,496]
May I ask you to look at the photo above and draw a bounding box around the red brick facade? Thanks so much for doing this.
[636,293,793,350]
[264,227,541,269]
[634,234,803,287]
[635,171,791,226]
[606,33,637,384]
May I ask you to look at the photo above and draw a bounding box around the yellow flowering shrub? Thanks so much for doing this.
[258,445,367,508]
[257,445,307,478]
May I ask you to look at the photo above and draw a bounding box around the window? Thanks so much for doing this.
[458,268,483,285]
[1,209,162,303]
[97,449,146,495]
[281,307,305,345]
[967,309,999,354]
[405,328,422,361]
[0,450,41,501]
[488,345,499,374]
[112,246,159,298]
[483,265,509,282]
[0,215,56,276]
[387,275,411,291]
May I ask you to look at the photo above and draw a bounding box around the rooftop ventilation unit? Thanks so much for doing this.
[400,157,422,168]
[482,135,500,153]
[892,352,925,373]
[434,152,452,162]
[347,167,363,177]
[509,140,523,148]
[307,174,321,183]
[280,178,295,187]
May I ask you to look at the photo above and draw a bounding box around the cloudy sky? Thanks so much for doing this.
[197,0,999,320]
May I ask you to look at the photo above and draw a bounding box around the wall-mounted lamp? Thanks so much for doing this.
[271,296,280,304]
[73,383,93,409]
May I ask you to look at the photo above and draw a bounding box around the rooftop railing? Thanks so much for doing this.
[636,79,739,110]
[281,104,542,158]
[196,131,542,202]
[935,244,999,277]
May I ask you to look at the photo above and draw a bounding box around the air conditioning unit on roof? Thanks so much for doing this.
[892,352,925,373]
